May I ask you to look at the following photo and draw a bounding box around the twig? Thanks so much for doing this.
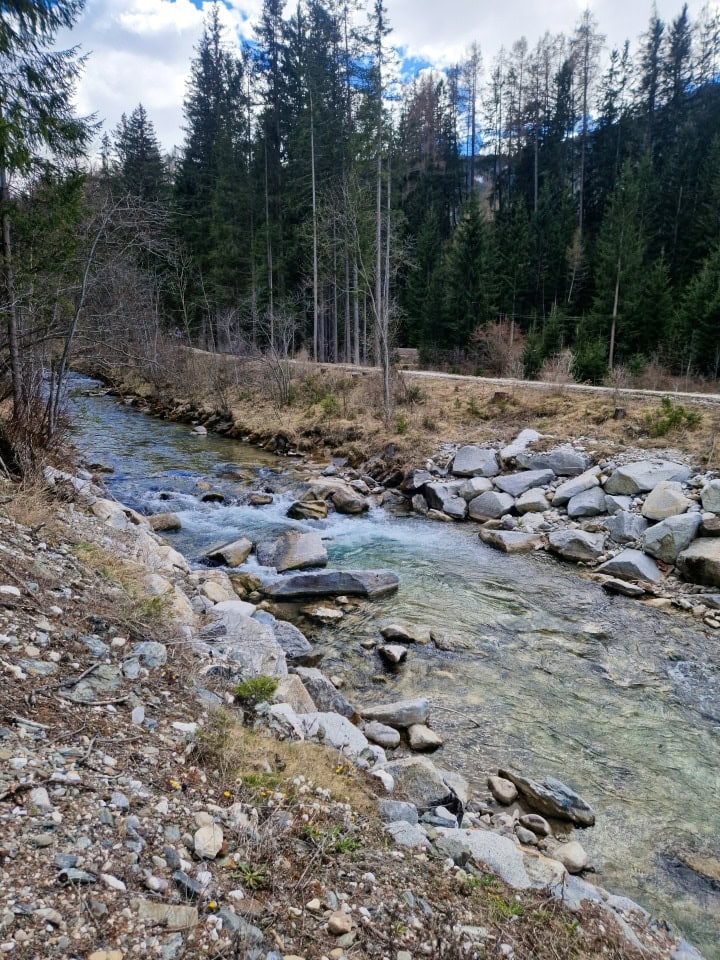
[57,663,99,690]
[9,714,50,730]
[431,703,483,729]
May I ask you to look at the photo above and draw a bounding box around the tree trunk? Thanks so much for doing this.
[310,91,319,362]
[344,250,351,362]
[609,247,622,370]
[264,135,274,349]
[1,161,22,418]
[353,259,360,365]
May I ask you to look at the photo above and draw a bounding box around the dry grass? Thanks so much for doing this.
[2,478,59,532]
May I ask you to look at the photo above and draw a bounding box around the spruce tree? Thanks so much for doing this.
[113,104,166,201]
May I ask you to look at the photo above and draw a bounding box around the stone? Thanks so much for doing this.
[408,724,443,751]
[365,721,401,749]
[601,578,647,597]
[605,511,649,544]
[643,513,702,563]
[566,487,607,518]
[379,644,408,665]
[548,530,605,563]
[250,492,273,506]
[294,667,356,718]
[328,911,353,935]
[191,424,207,434]
[273,676,317,715]
[194,823,223,859]
[257,531,328,572]
[519,814,551,836]
[380,623,429,643]
[411,493,429,515]
[701,479,720,513]
[378,757,461,811]
[605,493,633,514]
[672,940,707,960]
[361,698,429,728]
[424,482,468,518]
[434,829,531,889]
[288,500,328,521]
[604,459,691,495]
[495,469,555,497]
[516,825,538,845]
[500,429,542,463]
[430,630,474,652]
[488,775,517,805]
[498,770,595,826]
[677,538,720,587]
[263,570,399,599]
[29,787,53,811]
[205,606,287,680]
[131,641,167,668]
[515,488,549,513]
[468,491,514,520]
[332,487,369,514]
[216,908,263,942]
[149,512,181,532]
[270,620,314,662]
[642,481,691,520]
[378,800,418,824]
[401,469,433,492]
[137,899,198,929]
[459,477,494,501]
[297,712,380,763]
[91,498,129,530]
[516,446,590,477]
[385,821,431,848]
[479,530,544,553]
[552,468,601,507]
[598,549,661,582]
[701,514,720,535]
[451,446,500,478]
[200,577,237,604]
[203,538,253,567]
[553,840,588,874]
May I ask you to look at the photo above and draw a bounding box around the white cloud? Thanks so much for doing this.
[66,0,716,153]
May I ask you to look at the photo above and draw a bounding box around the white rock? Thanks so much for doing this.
[194,824,224,860]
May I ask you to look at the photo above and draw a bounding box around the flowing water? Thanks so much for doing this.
[68,375,720,957]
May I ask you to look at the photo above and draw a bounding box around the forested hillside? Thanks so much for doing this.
[3,0,720,469]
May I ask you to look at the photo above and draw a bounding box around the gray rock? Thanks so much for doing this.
[202,537,253,567]
[553,840,588,874]
[256,531,328,573]
[643,513,702,563]
[601,578,648,597]
[459,477,494,501]
[604,459,691,495]
[297,712,381,763]
[451,446,500,478]
[401,469,433,492]
[408,724,443,751]
[294,667,356,718]
[552,468,601,507]
[379,644,408,665]
[495,469,555,497]
[677,538,720,587]
[207,609,287,680]
[605,511,649,544]
[149,512,181,532]
[217,908,263,942]
[598,549,661,582]
[361,697,429,728]
[479,530,544,553]
[271,620,314,662]
[384,821,430,848]
[642,481,691,520]
[424,481,468,518]
[378,799,418,824]
[517,446,590,477]
[378,757,460,810]
[131,641,167,668]
[566,487,607,518]
[138,899,198,928]
[498,769,595,826]
[380,623,429,643]
[701,479,720,514]
[468,491,515,520]
[411,493,429,515]
[605,493,633,515]
[81,635,110,658]
[288,500,327,520]
[434,829,531,889]
[364,721,401,749]
[519,814,551,836]
[332,487,369,514]
[194,824,223,859]
[672,939,706,960]
[500,429,542,463]
[263,570,399,599]
[515,825,538,845]
[515,488,549,513]
[488,775,517,805]
[548,530,605,563]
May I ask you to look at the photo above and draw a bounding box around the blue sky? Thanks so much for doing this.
[66,0,716,151]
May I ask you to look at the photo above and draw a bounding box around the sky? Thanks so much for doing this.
[65,0,716,152]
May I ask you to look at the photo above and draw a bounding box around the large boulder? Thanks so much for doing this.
[516,488,549,514]
[263,570,399,599]
[401,469,434,493]
[552,468,601,507]
[642,513,702,563]
[701,479,720,514]
[203,609,287,680]
[641,481,691,521]
[451,446,500,478]
[605,493,633,515]
[361,697,429,728]
[566,487,607,519]
[468,491,514,520]
[516,446,590,477]
[294,667,356,718]
[265,617,314,662]
[256,531,328,573]
[434,830,531,890]
[604,460,691,496]
[332,488,369,515]
[272,675,317,714]
[424,482,468,519]
[458,477,494,501]
[288,500,328,520]
[203,538,253,567]
[548,530,605,563]
[605,511,649,544]
[500,429,543,463]
[378,757,463,810]
[598,549,661,583]
[677,538,720,587]
[479,530,544,554]
[297,712,382,764]
[498,769,595,826]
[91,498,129,530]
[495,469,555,497]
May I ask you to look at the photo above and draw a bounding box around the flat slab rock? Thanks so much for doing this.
[548,529,605,563]
[499,769,595,826]
[263,569,399,599]
[598,549,661,583]
[379,756,466,811]
[604,459,691,496]
[434,829,532,890]
[479,529,545,553]
[256,530,328,572]
[361,697,429,728]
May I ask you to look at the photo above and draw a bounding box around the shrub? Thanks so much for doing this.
[320,394,340,417]
[646,396,702,437]
[234,676,278,709]
[395,414,409,434]
[572,339,608,384]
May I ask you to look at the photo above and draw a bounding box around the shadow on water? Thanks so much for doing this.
[67,375,720,957]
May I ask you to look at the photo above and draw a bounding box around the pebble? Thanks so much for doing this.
[488,775,517,805]
[101,873,127,892]
[327,911,353,935]
[194,824,223,860]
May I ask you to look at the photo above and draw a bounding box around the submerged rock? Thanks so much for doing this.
[263,569,400,599]
[498,769,596,826]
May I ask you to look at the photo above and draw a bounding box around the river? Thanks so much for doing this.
[67,375,720,957]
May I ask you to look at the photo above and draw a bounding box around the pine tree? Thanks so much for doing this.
[114,104,166,200]
[443,199,497,346]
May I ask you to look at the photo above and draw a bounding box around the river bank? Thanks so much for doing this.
[0,449,703,960]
